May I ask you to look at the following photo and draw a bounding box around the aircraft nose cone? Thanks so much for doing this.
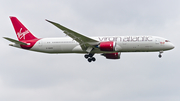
[172,44,175,49]
[168,43,175,50]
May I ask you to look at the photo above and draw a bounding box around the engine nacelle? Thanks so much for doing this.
[101,52,121,59]
[99,41,115,51]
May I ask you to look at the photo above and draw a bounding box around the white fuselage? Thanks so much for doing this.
[6,16,175,62]
[12,36,174,54]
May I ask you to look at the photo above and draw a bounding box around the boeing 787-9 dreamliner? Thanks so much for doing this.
[4,17,174,62]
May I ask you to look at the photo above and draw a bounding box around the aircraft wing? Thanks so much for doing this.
[3,37,28,45]
[46,20,99,51]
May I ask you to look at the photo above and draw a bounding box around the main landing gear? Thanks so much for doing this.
[84,53,96,62]
[158,51,163,58]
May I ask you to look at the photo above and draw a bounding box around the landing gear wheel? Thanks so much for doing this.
[85,53,96,62]
[92,57,96,61]
[84,55,89,59]
[158,54,162,58]
[87,57,96,62]
[88,58,92,62]
[84,53,94,59]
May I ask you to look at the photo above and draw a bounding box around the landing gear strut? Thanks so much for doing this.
[158,51,163,58]
[84,53,96,62]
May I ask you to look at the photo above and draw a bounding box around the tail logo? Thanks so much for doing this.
[17,28,30,40]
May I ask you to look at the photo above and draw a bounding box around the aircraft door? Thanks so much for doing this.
[38,40,43,47]
[155,38,159,44]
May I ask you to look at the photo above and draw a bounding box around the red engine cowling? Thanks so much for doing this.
[101,52,121,59]
[99,41,115,51]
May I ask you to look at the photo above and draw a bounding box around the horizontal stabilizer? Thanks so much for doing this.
[3,37,28,45]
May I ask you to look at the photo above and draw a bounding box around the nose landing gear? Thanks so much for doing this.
[158,51,163,58]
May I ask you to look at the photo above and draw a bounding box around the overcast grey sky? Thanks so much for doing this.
[0,0,180,101]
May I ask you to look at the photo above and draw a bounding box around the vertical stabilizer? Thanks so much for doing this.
[10,16,37,41]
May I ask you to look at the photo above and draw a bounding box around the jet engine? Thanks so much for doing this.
[99,41,116,51]
[101,52,121,59]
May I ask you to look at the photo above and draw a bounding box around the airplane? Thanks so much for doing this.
[4,16,174,62]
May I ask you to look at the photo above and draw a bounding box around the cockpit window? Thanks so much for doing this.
[165,40,170,42]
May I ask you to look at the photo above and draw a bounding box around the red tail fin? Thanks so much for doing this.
[10,16,37,41]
